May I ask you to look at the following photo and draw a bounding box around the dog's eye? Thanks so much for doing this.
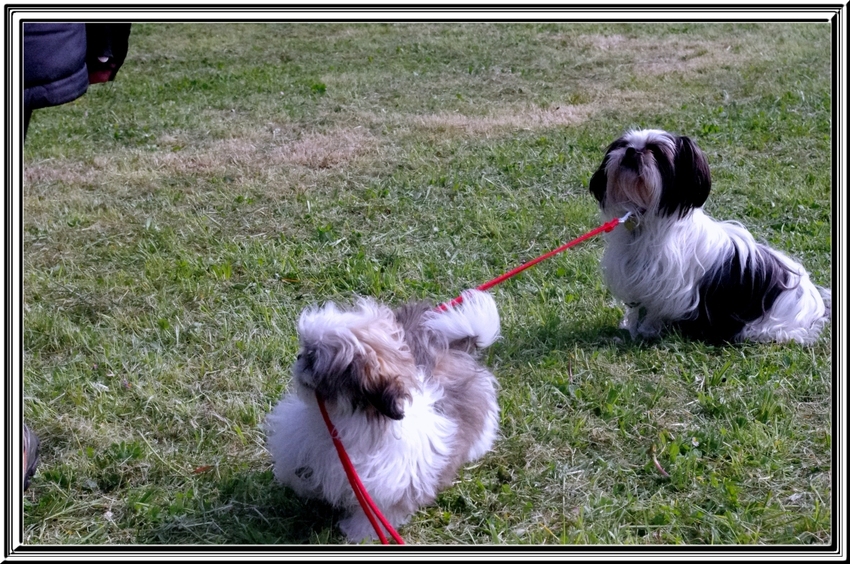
[294,466,313,480]
[297,350,315,363]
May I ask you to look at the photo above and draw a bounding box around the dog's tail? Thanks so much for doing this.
[424,289,501,349]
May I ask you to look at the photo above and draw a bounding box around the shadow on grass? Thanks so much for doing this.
[509,308,739,360]
[500,312,652,362]
[136,469,347,545]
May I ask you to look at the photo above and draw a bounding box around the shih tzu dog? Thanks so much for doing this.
[265,289,501,542]
[589,128,830,345]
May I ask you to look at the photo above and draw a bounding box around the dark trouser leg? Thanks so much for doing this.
[24,106,32,139]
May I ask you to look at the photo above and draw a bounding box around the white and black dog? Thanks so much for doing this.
[265,290,500,542]
[589,128,830,345]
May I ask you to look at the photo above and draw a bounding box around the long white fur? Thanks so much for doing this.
[604,209,828,343]
[265,289,500,542]
[737,250,830,344]
[292,298,411,410]
[266,380,458,540]
[596,128,830,345]
[424,289,501,348]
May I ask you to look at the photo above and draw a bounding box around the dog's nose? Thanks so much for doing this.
[623,146,640,169]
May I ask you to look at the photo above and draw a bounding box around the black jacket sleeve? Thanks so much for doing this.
[23,22,89,112]
[23,23,132,110]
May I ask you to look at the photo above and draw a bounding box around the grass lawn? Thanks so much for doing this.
[22,22,833,545]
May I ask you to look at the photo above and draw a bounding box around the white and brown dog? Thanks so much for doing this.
[589,128,830,345]
[265,290,500,542]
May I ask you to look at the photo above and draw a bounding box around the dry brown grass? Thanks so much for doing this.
[270,128,376,169]
[409,105,592,136]
[23,30,771,194]
[569,31,774,75]
[24,126,382,202]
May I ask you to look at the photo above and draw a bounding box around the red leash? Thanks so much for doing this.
[436,212,631,311]
[317,394,405,545]
[317,212,630,543]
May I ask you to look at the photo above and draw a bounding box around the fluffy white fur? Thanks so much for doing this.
[265,289,500,542]
[589,128,830,345]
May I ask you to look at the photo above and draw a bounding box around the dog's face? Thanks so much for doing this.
[589,129,711,218]
[292,299,416,420]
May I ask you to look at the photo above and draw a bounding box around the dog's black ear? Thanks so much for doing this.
[365,379,409,420]
[590,137,629,204]
[662,135,711,217]
[588,160,608,204]
[356,346,413,420]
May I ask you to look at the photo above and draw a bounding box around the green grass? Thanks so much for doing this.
[22,22,832,545]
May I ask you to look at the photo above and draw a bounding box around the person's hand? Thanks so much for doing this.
[88,55,116,84]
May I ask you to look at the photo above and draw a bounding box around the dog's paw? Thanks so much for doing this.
[340,506,411,543]
[339,513,381,543]
[621,307,643,339]
[635,317,664,340]
[620,309,635,332]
